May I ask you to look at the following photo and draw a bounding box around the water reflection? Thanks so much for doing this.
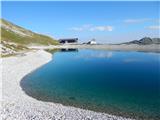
[76,52,113,59]
[60,48,78,52]
[46,48,78,54]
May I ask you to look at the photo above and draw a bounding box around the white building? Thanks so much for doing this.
[87,39,97,45]
[90,40,97,44]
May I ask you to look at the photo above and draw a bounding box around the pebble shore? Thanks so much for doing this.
[1,50,133,120]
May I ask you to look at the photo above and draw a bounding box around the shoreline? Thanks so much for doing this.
[1,50,133,120]
[29,44,160,53]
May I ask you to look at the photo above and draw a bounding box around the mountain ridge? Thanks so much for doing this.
[123,37,160,45]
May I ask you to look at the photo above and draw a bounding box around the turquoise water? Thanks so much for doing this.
[21,49,160,120]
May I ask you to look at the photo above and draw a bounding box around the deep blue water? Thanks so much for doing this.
[21,49,160,120]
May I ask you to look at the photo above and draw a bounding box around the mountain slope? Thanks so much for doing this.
[1,19,59,45]
[1,19,59,56]
[123,37,160,45]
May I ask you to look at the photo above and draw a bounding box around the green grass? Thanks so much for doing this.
[1,18,60,57]
[1,19,59,46]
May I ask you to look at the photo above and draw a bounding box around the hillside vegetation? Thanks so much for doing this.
[1,19,59,56]
[1,19,59,45]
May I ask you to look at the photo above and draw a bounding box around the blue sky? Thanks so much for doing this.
[2,1,160,43]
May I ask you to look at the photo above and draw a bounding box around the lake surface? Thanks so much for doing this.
[21,49,160,120]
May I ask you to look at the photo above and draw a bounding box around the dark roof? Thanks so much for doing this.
[59,38,78,41]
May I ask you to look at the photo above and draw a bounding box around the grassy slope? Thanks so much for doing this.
[1,19,59,46]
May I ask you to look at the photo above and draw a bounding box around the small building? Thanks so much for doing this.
[87,39,97,45]
[59,38,78,44]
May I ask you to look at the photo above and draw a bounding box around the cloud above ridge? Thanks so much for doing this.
[69,24,113,32]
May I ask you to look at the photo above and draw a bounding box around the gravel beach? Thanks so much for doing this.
[1,50,133,120]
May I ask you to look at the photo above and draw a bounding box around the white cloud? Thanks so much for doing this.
[147,25,160,30]
[89,26,113,31]
[69,27,83,31]
[155,19,160,23]
[69,24,113,32]
[82,24,93,28]
[69,24,92,31]
[124,18,151,23]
